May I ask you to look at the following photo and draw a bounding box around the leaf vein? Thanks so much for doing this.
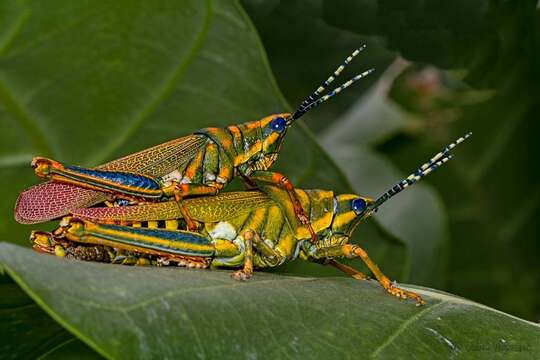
[0,7,30,55]
[370,301,446,358]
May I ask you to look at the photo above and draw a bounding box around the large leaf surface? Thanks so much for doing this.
[1,243,539,359]
[321,0,493,70]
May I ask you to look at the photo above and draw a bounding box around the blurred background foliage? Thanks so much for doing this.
[243,0,540,321]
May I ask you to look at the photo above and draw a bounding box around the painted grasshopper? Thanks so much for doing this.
[15,47,374,242]
[30,134,470,305]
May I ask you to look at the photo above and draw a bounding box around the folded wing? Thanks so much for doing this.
[71,191,272,223]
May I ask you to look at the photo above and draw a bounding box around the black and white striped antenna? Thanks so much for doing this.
[290,46,374,121]
[370,133,472,211]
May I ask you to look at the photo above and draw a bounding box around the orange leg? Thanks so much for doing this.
[328,259,370,280]
[231,229,254,281]
[341,244,425,305]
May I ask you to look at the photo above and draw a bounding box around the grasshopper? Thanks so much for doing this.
[30,134,470,305]
[15,47,374,242]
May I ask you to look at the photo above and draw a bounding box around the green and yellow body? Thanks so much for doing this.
[34,188,335,269]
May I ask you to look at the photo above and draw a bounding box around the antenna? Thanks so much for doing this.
[370,132,472,211]
[290,46,374,121]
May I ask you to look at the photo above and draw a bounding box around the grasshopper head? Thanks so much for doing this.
[236,48,376,174]
[258,112,292,165]
[330,194,375,239]
[234,45,373,175]
[235,113,292,173]
[300,194,373,256]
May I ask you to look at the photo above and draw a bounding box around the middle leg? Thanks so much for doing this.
[310,244,425,305]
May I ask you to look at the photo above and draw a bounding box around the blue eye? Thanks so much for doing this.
[351,198,367,214]
[270,117,287,132]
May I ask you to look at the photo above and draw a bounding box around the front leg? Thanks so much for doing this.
[311,244,425,305]
[247,170,318,243]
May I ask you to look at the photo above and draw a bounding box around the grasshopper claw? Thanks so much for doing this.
[386,284,426,306]
[231,270,252,281]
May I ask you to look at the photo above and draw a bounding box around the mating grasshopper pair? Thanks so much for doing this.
[15,47,469,305]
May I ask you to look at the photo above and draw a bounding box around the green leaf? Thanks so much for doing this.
[321,0,493,69]
[1,243,539,359]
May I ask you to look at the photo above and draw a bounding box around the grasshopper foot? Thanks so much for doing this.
[386,282,425,306]
[231,269,252,281]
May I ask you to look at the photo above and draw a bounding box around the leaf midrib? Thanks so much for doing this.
[370,301,445,358]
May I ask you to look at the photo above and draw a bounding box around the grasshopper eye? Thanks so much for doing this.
[270,117,287,133]
[351,198,367,214]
